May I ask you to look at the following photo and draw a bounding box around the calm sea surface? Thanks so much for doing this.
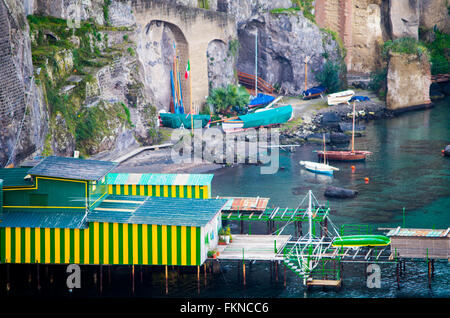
[3,98,449,299]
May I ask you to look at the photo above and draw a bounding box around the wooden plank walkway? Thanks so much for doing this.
[306,279,342,287]
[216,234,291,261]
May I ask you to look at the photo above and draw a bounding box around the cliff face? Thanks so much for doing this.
[386,52,431,111]
[236,11,342,95]
[0,0,47,167]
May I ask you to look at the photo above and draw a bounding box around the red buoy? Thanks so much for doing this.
[364,177,369,184]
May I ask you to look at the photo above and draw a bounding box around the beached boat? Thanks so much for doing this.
[222,105,293,131]
[248,93,275,108]
[331,235,391,247]
[159,113,210,129]
[316,101,372,161]
[327,90,355,106]
[302,86,326,100]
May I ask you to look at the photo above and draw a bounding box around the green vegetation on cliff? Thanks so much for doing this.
[27,14,137,156]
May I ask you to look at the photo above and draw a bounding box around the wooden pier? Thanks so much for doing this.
[216,234,291,261]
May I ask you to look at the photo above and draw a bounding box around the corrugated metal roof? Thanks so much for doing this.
[0,210,88,229]
[87,196,227,227]
[27,156,117,181]
[106,173,214,186]
[387,227,450,238]
[0,168,34,187]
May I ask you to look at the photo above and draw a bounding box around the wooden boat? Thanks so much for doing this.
[302,86,326,100]
[316,101,372,161]
[300,134,339,175]
[332,235,391,247]
[248,93,275,109]
[222,105,292,132]
[327,90,355,106]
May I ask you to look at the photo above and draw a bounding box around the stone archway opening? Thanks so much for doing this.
[138,19,190,112]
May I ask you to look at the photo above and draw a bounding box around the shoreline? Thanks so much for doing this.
[102,93,445,175]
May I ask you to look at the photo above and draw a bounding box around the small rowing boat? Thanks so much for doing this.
[331,235,391,247]
[327,90,355,106]
[299,161,339,175]
[300,134,339,175]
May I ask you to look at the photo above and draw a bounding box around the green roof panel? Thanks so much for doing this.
[87,196,227,227]
[27,156,117,181]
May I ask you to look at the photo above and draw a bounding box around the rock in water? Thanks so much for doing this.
[324,186,358,199]
[444,145,450,157]
[330,132,350,144]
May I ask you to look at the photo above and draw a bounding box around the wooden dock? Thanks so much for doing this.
[385,227,450,260]
[306,279,342,287]
[216,234,291,261]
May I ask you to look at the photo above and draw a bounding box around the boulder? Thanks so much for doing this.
[442,82,450,96]
[330,132,350,144]
[324,186,358,199]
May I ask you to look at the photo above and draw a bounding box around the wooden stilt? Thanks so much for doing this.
[165,265,169,295]
[275,261,278,282]
[99,265,103,295]
[204,263,207,287]
[37,263,41,291]
[6,264,10,293]
[396,262,400,289]
[197,265,200,294]
[243,261,246,287]
[108,265,111,286]
[132,265,135,294]
[284,263,287,288]
[427,260,432,288]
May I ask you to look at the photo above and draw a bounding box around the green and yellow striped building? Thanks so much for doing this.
[0,156,225,266]
[106,173,213,199]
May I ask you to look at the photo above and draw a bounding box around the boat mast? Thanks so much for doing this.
[254,28,258,97]
[308,190,312,240]
[351,101,355,152]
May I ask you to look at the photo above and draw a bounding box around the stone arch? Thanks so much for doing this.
[138,19,191,112]
[207,39,235,94]
[132,0,237,111]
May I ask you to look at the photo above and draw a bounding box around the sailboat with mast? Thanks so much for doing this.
[300,135,339,176]
[316,101,372,161]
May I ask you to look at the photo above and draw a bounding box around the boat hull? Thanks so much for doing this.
[327,90,355,106]
[316,150,371,161]
[332,235,391,247]
[222,120,244,131]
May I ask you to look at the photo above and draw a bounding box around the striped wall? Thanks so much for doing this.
[107,184,210,199]
[0,223,202,266]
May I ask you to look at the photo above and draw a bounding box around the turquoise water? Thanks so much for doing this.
[2,99,449,299]
[206,97,450,298]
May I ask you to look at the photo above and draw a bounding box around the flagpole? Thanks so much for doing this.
[190,63,193,135]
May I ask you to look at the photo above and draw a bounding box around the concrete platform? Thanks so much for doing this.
[216,234,291,261]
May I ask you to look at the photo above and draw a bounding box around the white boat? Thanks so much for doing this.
[327,90,355,106]
[299,161,339,175]
[300,134,339,175]
[222,119,244,131]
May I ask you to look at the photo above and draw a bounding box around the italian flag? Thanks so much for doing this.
[184,60,190,79]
